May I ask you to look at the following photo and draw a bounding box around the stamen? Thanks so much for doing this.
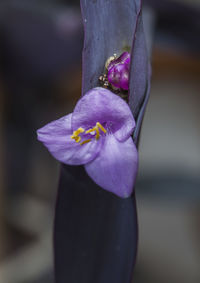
[71,127,85,143]
[95,127,100,140]
[96,122,107,133]
[86,128,96,134]
[75,136,81,143]
[86,122,106,140]
[71,123,107,145]
[71,135,81,143]
[74,127,84,135]
[80,139,92,146]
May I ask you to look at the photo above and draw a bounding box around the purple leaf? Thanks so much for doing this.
[54,165,138,283]
[129,7,150,117]
[81,0,139,96]
[81,0,151,136]
[54,0,151,282]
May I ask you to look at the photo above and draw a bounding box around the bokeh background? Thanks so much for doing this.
[0,0,199,282]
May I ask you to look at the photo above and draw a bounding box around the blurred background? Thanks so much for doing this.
[0,0,199,282]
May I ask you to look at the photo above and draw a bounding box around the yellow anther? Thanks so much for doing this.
[95,126,100,140]
[71,127,85,143]
[80,139,92,146]
[71,123,106,145]
[73,127,84,136]
[71,135,81,143]
[85,122,106,140]
[86,128,96,134]
[76,136,81,143]
[96,122,107,133]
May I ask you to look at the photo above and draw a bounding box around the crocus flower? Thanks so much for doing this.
[37,87,138,198]
[107,52,130,90]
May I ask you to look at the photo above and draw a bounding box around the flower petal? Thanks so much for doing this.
[107,51,130,71]
[72,87,135,142]
[37,114,103,165]
[85,135,138,198]
[107,64,129,90]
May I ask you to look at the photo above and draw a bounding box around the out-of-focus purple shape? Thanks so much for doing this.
[107,52,130,90]
[0,3,84,196]
[0,5,83,81]
[144,0,200,53]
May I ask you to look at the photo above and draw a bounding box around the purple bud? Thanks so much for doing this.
[107,52,130,90]
[108,51,130,70]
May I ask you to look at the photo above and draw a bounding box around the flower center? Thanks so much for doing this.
[71,122,107,146]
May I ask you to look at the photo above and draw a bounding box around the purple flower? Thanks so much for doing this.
[107,52,130,90]
[37,87,138,198]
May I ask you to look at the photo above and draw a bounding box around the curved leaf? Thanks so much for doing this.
[54,1,151,282]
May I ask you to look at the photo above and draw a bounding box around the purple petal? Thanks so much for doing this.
[72,87,135,142]
[107,52,130,71]
[37,114,103,165]
[85,135,138,198]
[107,64,129,90]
